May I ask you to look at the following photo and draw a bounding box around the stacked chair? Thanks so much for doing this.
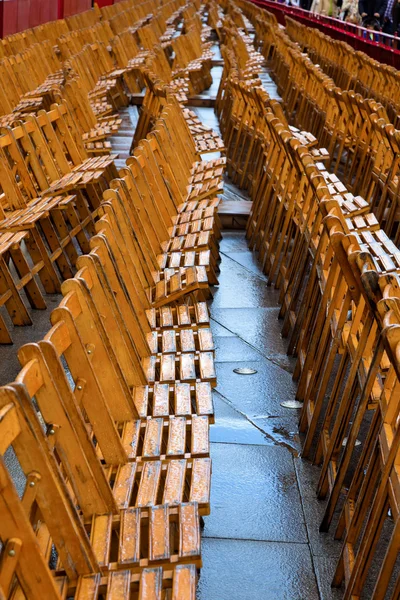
[0,2,226,598]
[253,12,400,250]
[285,17,400,128]
[4,0,400,597]
[216,1,400,598]
[0,0,225,345]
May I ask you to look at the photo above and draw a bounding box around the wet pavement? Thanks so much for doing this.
[202,230,344,600]
[0,290,62,385]
[0,51,349,600]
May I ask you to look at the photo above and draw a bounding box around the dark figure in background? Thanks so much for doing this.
[359,0,387,27]
[382,0,395,33]
[300,0,313,9]
[392,0,400,32]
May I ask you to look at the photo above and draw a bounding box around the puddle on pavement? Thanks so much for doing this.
[211,418,272,446]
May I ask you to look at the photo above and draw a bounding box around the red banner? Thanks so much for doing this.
[0,0,93,36]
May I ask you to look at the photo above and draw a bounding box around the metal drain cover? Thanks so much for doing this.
[280,400,303,409]
[233,367,258,375]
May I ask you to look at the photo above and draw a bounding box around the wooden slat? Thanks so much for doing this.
[166,417,187,457]
[121,421,141,459]
[179,503,200,558]
[118,508,140,567]
[163,460,186,505]
[90,514,112,567]
[113,463,137,509]
[107,571,130,600]
[152,384,170,417]
[190,459,211,507]
[139,568,163,600]
[160,354,176,382]
[191,416,209,456]
[175,383,192,416]
[179,354,196,381]
[195,382,213,417]
[179,329,196,353]
[142,419,163,458]
[162,330,177,354]
[197,328,214,352]
[149,505,170,562]
[75,573,100,599]
[172,565,197,600]
[137,462,161,507]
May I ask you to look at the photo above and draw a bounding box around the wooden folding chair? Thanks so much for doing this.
[14,333,212,515]
[0,388,203,588]
[0,231,53,343]
[331,276,400,600]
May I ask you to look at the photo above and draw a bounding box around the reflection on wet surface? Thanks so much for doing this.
[204,230,344,600]
[211,390,300,453]
[198,538,320,600]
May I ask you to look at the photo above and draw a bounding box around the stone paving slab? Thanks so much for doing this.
[214,335,264,363]
[198,538,320,600]
[211,261,280,308]
[206,231,346,600]
[203,442,308,543]
[215,359,297,417]
[210,391,272,446]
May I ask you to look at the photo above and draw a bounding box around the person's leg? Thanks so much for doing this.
[382,18,394,33]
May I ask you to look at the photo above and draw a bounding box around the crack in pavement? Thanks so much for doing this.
[219,250,269,282]
[210,315,294,375]
[213,389,299,457]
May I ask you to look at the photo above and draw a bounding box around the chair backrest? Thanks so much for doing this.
[0,401,63,599]
[16,341,119,514]
[0,385,98,580]
[0,104,84,211]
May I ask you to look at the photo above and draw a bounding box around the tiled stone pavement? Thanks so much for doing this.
[201,231,344,600]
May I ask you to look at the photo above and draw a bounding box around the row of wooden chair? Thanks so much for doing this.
[0,0,215,183]
[0,0,222,344]
[132,71,223,154]
[0,3,223,598]
[215,25,327,194]
[251,15,400,247]
[0,128,219,600]
[285,17,400,128]
[0,101,122,342]
[0,0,194,140]
[219,2,400,598]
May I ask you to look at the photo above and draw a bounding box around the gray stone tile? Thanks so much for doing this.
[215,359,298,418]
[214,336,263,363]
[210,260,279,308]
[210,43,222,60]
[294,457,323,500]
[193,106,221,132]
[302,497,343,559]
[198,538,320,600]
[221,250,270,279]
[203,443,308,543]
[219,231,251,253]
[211,307,289,357]
[0,292,62,386]
[294,458,346,561]
[200,151,221,161]
[222,180,250,201]
[211,392,272,446]
[209,318,235,337]
[253,414,302,456]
